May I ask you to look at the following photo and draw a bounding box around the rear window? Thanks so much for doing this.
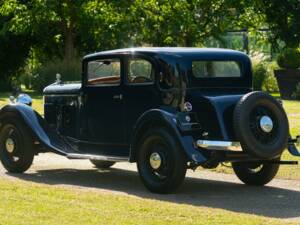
[192,61,242,78]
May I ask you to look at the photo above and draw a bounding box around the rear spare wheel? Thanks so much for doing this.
[233,91,289,159]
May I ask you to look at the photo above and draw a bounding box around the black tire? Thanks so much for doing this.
[0,117,34,173]
[232,161,280,186]
[137,128,187,194]
[90,160,115,169]
[234,91,289,159]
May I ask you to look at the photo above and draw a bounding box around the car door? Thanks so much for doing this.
[123,56,161,142]
[83,56,126,147]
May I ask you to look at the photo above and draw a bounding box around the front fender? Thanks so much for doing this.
[0,104,69,155]
[130,108,207,163]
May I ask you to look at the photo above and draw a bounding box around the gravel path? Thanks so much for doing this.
[1,153,300,221]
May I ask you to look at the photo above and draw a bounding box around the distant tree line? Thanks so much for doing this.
[0,0,299,91]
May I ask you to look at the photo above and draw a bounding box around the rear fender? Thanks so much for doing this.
[0,104,69,155]
[130,109,207,163]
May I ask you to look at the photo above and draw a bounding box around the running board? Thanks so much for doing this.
[67,153,129,162]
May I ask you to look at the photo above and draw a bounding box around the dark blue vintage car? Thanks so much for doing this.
[0,47,299,193]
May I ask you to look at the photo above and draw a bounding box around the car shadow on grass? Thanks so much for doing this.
[7,165,300,220]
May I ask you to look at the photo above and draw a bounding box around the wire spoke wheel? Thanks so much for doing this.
[232,160,280,186]
[233,92,289,159]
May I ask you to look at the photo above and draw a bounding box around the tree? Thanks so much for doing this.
[254,0,300,48]
[0,5,31,91]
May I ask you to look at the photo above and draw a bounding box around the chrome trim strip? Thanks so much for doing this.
[196,140,242,151]
[67,153,129,162]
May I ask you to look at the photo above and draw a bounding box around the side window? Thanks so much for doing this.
[127,58,154,84]
[87,59,120,85]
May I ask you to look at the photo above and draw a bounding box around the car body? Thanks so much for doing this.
[0,47,299,193]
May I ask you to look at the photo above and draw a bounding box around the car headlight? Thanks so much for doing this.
[16,94,32,106]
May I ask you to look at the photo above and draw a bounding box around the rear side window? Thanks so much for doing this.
[192,61,241,78]
[127,58,154,83]
[87,59,120,85]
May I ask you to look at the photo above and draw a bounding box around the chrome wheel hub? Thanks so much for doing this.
[5,138,15,153]
[149,152,162,170]
[259,116,273,133]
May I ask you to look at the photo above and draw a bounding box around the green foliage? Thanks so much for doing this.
[277,48,300,69]
[32,59,81,92]
[2,0,299,92]
[252,62,267,91]
[0,14,31,91]
[292,83,300,100]
[254,0,300,48]
[263,62,279,93]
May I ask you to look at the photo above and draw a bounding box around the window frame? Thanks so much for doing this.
[84,56,124,87]
[125,55,156,86]
[191,60,243,79]
[184,58,249,89]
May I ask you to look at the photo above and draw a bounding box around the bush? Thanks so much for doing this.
[277,48,300,69]
[32,59,81,92]
[263,61,279,93]
[292,83,300,100]
[19,73,32,89]
[252,62,267,91]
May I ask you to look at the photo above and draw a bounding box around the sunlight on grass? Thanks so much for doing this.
[0,179,296,225]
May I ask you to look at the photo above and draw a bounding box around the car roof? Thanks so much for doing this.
[84,47,248,60]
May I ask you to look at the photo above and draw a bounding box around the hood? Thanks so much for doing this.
[43,82,81,95]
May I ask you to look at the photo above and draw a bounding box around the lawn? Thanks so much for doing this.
[0,91,300,180]
[0,178,297,225]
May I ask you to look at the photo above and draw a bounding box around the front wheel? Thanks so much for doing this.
[0,118,35,173]
[137,128,187,194]
[232,161,280,186]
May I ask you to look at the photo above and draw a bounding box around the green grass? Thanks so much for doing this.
[0,178,297,225]
[0,92,300,180]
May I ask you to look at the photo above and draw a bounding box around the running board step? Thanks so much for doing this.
[67,153,129,162]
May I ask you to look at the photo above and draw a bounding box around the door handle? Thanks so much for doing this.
[113,94,123,100]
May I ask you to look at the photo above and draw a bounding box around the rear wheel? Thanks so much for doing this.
[137,128,187,194]
[0,118,34,173]
[232,161,279,186]
[90,160,115,169]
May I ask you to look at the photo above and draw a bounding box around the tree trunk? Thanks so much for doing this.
[64,27,75,64]
[61,0,76,64]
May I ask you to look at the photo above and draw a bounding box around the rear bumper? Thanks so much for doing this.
[197,136,300,157]
[288,136,300,157]
[196,140,242,151]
